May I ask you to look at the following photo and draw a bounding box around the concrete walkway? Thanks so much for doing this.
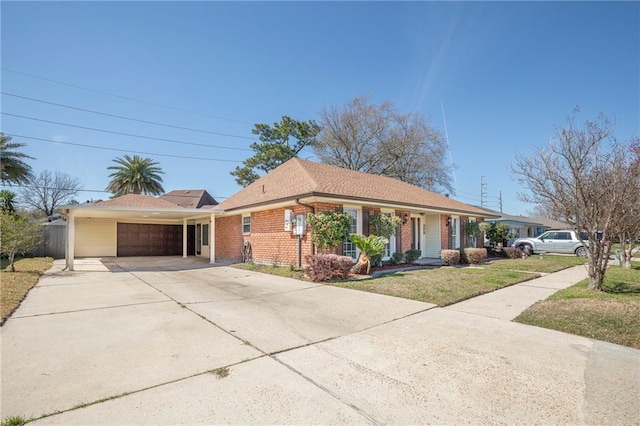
[2,259,638,425]
[446,264,589,320]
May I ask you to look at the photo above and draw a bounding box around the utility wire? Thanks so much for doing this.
[6,134,243,163]
[1,183,230,199]
[1,67,253,125]
[2,92,256,140]
[2,112,253,151]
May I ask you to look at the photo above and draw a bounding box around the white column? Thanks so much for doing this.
[67,211,75,271]
[209,213,215,264]
[182,218,188,258]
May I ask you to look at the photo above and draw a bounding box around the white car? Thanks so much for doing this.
[512,230,587,257]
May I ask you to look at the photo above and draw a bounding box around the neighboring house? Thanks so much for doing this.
[160,189,218,208]
[485,211,573,242]
[485,211,545,240]
[60,159,498,270]
[529,217,572,233]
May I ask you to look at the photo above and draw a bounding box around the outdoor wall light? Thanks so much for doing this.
[402,213,409,224]
[446,218,452,227]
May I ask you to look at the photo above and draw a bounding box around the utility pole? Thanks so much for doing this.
[498,190,503,213]
[480,176,488,208]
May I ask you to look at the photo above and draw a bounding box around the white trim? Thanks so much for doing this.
[242,214,251,234]
[182,219,188,258]
[209,214,215,264]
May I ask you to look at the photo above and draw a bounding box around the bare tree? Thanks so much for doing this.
[513,110,636,291]
[19,170,83,217]
[314,95,453,194]
[614,142,640,268]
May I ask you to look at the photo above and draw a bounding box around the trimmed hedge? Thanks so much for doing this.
[503,246,525,259]
[305,254,353,282]
[404,249,421,263]
[464,248,488,264]
[440,249,460,265]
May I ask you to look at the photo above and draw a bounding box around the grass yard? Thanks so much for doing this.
[484,254,587,273]
[331,267,539,306]
[232,262,307,280]
[515,264,640,349]
[1,257,53,324]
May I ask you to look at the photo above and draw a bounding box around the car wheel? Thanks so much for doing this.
[575,247,587,257]
[520,244,533,255]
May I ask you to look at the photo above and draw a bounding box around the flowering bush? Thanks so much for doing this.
[463,248,488,264]
[305,254,353,282]
[440,249,460,265]
[307,212,352,250]
[369,213,402,239]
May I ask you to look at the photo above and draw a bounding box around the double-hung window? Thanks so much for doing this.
[242,215,251,234]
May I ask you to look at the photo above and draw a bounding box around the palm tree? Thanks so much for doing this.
[0,133,34,185]
[349,234,388,275]
[0,189,17,214]
[105,155,165,196]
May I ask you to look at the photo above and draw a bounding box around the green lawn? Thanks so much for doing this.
[515,264,640,349]
[1,257,53,324]
[483,254,587,273]
[331,267,539,306]
[231,262,307,280]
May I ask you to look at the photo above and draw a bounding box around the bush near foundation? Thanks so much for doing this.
[404,249,421,263]
[503,247,525,259]
[305,254,353,282]
[464,248,488,264]
[440,249,460,265]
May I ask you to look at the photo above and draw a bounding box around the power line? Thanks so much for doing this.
[2,92,256,141]
[2,112,253,151]
[1,183,230,199]
[1,67,253,125]
[6,134,243,163]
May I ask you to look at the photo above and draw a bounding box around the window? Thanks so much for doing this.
[242,215,251,234]
[202,224,209,246]
[557,232,570,240]
[342,209,358,259]
[382,212,392,258]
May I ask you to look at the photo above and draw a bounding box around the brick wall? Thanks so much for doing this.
[397,210,412,253]
[440,215,450,250]
[215,215,243,261]
[245,206,313,266]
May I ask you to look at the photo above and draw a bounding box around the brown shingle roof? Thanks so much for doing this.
[95,194,182,209]
[217,158,498,217]
[160,190,218,208]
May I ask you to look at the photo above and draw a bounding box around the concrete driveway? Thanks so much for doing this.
[1,257,638,425]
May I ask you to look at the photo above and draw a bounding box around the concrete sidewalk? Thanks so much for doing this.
[445,265,589,320]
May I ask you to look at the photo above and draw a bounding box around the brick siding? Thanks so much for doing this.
[215,215,243,261]
[440,215,450,250]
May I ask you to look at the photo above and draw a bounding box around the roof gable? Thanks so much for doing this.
[160,189,218,208]
[217,158,497,217]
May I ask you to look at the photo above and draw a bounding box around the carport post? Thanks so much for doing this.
[209,213,216,263]
[67,210,75,271]
[209,213,215,264]
[182,218,187,258]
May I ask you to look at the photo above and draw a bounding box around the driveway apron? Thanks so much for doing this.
[2,258,638,425]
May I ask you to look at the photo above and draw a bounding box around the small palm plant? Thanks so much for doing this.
[349,234,388,275]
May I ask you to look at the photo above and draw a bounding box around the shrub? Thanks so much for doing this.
[307,212,353,251]
[304,254,353,282]
[458,247,468,264]
[389,252,404,265]
[503,246,524,259]
[370,253,383,268]
[404,249,421,263]
[464,248,488,264]
[440,249,460,265]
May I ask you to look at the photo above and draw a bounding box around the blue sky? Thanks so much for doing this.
[2,1,638,215]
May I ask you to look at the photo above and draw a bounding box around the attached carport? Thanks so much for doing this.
[59,196,223,271]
